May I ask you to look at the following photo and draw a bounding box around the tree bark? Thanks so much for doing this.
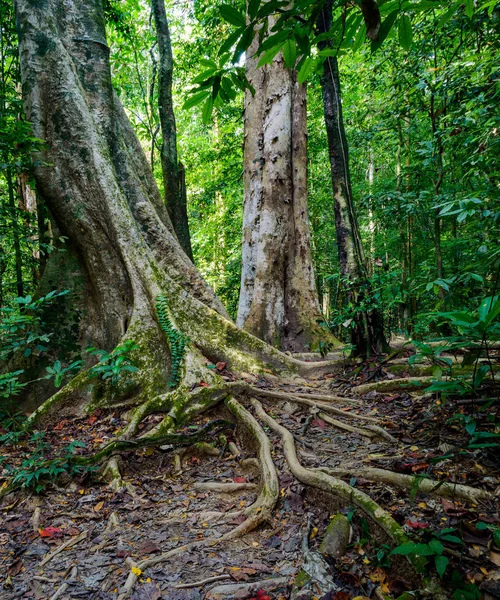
[237,26,336,353]
[317,3,389,357]
[14,0,318,415]
[151,0,193,261]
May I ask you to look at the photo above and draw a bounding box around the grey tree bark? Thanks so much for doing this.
[151,0,193,261]
[237,27,338,353]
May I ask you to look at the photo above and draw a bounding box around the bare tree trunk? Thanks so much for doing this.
[317,4,388,357]
[151,0,193,261]
[237,28,336,353]
[6,168,24,297]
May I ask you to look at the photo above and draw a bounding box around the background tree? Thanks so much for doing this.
[151,0,193,260]
[237,16,336,352]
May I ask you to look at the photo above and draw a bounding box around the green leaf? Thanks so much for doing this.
[282,38,296,69]
[493,528,500,548]
[219,4,246,27]
[219,27,244,55]
[257,44,282,67]
[465,0,474,18]
[182,91,210,110]
[297,56,314,84]
[391,542,417,555]
[352,23,367,52]
[429,539,444,555]
[437,1,460,27]
[248,0,260,20]
[435,554,449,577]
[398,14,413,50]
[371,10,399,52]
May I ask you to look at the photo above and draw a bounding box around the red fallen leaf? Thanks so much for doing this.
[199,381,210,387]
[312,419,326,430]
[256,592,271,599]
[54,420,68,430]
[39,526,63,538]
[406,520,429,529]
[411,463,429,472]
[87,415,98,424]
[216,361,226,371]
[233,477,247,483]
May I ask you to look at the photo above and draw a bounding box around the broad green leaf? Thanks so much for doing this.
[437,1,460,27]
[398,14,413,50]
[219,27,244,55]
[248,0,260,20]
[391,542,417,555]
[282,38,297,69]
[428,539,444,555]
[352,23,367,52]
[435,555,449,577]
[257,44,282,67]
[219,4,246,27]
[182,91,210,110]
[371,10,399,52]
[202,96,214,124]
[297,56,314,84]
[465,0,474,18]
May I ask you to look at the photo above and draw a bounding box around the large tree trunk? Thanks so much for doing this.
[237,29,337,353]
[317,4,389,357]
[151,0,193,261]
[14,0,325,421]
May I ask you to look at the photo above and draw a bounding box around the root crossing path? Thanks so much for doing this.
[0,369,497,600]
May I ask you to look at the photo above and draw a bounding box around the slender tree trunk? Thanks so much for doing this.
[151,0,193,261]
[6,168,24,297]
[317,4,388,357]
[237,25,337,352]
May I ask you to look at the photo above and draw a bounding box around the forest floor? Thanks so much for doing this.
[1,351,499,600]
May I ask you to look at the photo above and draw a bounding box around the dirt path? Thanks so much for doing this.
[1,361,499,599]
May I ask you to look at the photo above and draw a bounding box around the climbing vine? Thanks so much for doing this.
[156,295,189,387]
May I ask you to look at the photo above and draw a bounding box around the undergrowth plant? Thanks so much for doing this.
[87,340,139,385]
[0,432,90,494]
[156,295,189,387]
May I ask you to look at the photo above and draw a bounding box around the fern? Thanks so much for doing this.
[156,295,189,387]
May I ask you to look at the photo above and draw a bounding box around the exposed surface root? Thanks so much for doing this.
[317,411,379,439]
[117,396,279,600]
[354,376,434,395]
[71,419,234,466]
[250,399,449,599]
[315,466,494,504]
[193,482,257,492]
[251,399,409,545]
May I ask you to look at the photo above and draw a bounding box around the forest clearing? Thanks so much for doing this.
[0,1,499,599]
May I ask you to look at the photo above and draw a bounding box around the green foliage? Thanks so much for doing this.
[0,290,83,421]
[391,527,464,579]
[0,291,69,362]
[156,295,189,387]
[0,431,89,494]
[87,340,139,385]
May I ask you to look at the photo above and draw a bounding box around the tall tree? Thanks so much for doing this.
[237,26,338,352]
[151,0,193,260]
[317,2,389,356]
[14,0,320,421]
